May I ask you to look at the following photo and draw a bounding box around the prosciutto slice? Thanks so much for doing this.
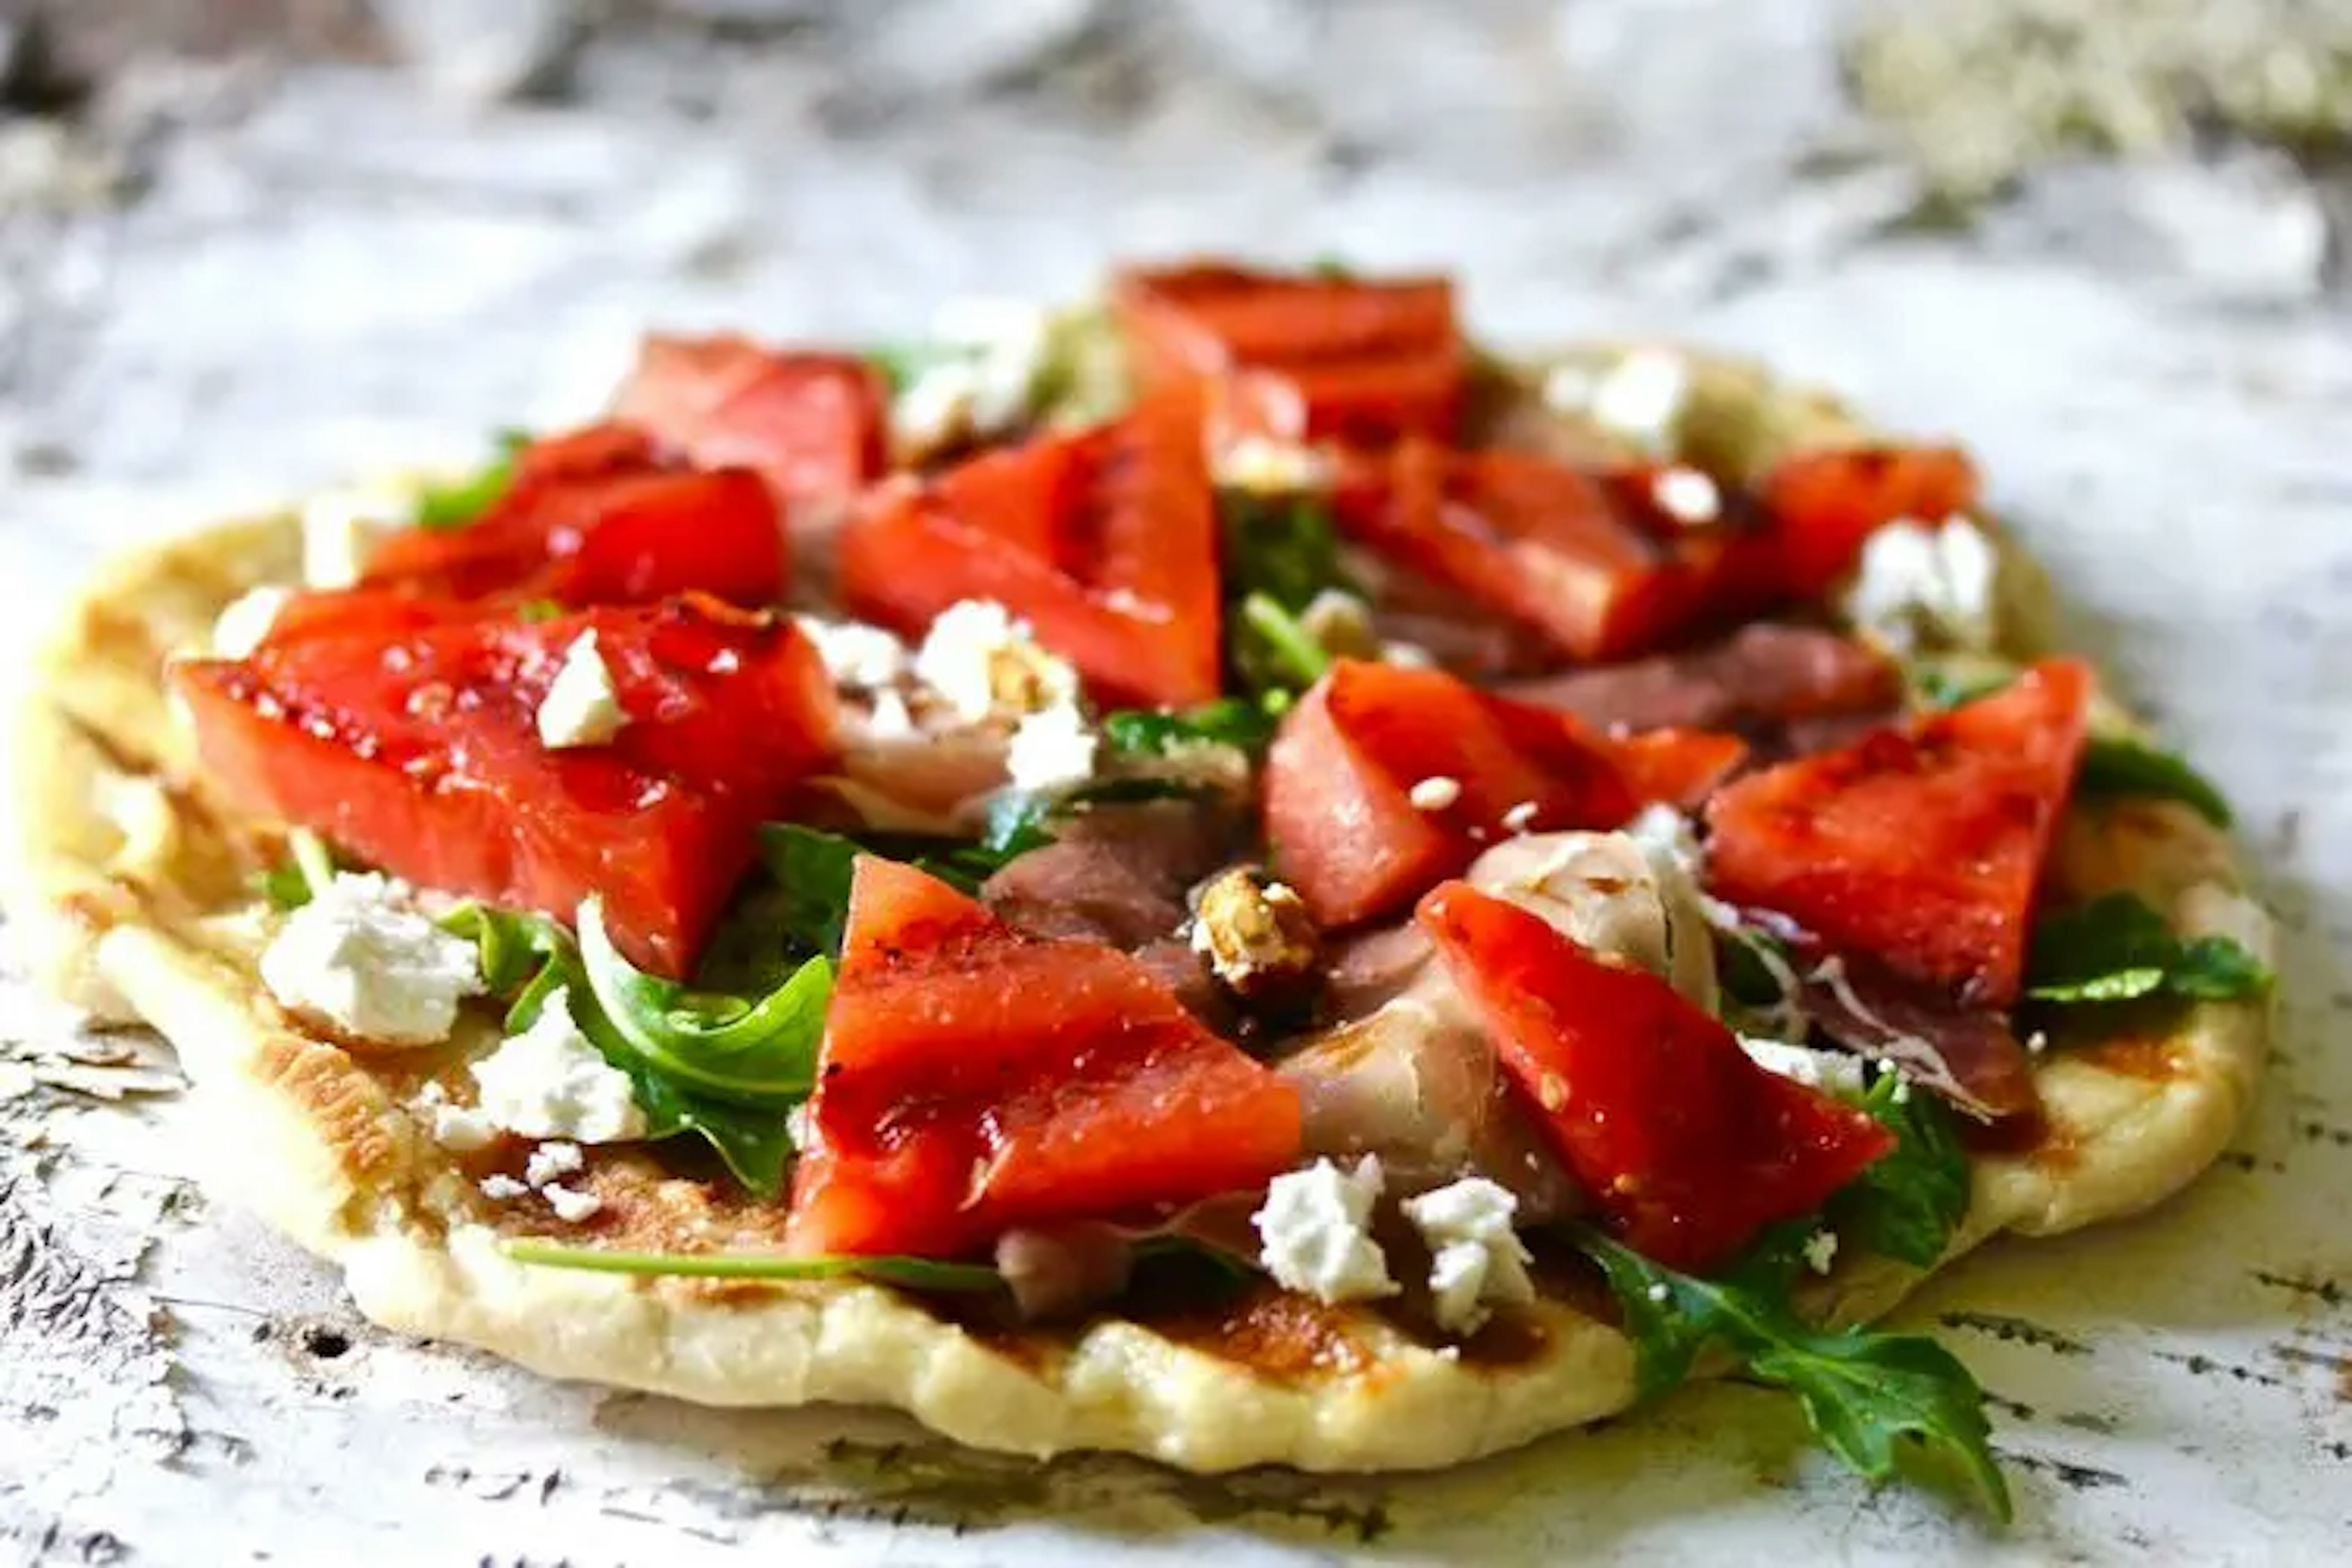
[1798,949,2041,1123]
[1504,622,1899,756]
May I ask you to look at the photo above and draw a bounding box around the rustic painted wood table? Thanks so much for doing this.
[4,9,2350,1562]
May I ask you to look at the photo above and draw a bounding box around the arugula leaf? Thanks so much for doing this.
[505,1239,1005,1292]
[1907,666,2013,713]
[1219,491,1355,696]
[257,829,341,910]
[2026,891,2270,1005]
[1832,1075,1970,1269]
[1578,1226,2010,1521]
[578,898,828,1106]
[439,902,805,1197]
[2076,737,2233,827]
[755,820,1033,953]
[1101,695,1284,757]
[413,428,531,532]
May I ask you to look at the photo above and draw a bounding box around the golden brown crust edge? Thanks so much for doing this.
[0,345,2272,1473]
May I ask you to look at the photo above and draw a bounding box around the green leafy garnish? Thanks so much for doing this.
[1307,254,1354,279]
[756,820,1032,955]
[1578,1226,2010,1521]
[1219,491,1356,696]
[439,903,805,1196]
[1101,694,1285,757]
[1907,666,2013,712]
[258,828,340,910]
[2025,891,2271,1005]
[413,428,531,531]
[2076,737,2233,827]
[505,1239,1006,1292]
[1831,1075,1970,1270]
[578,897,829,1106]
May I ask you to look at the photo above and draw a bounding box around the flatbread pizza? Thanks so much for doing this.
[1,262,2272,1516]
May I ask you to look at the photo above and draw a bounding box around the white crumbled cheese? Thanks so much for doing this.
[479,1174,530,1202]
[1502,800,1540,834]
[1645,1281,1672,1303]
[300,486,411,589]
[1379,640,1438,669]
[535,631,630,749]
[211,586,292,659]
[1840,516,1999,654]
[432,1104,498,1152]
[913,599,1078,724]
[1215,435,1333,494]
[852,688,919,742]
[1409,776,1463,812]
[469,987,648,1144]
[524,1140,584,1188]
[1587,349,1689,453]
[1738,1035,1868,1100]
[2026,1030,2050,1055]
[542,1183,603,1224]
[1626,802,1747,930]
[1253,1156,1398,1305]
[1803,1230,1841,1276]
[1650,466,1722,526]
[1403,1177,1536,1337]
[1005,702,1098,794]
[892,298,1050,454]
[260,872,484,1046]
[793,616,910,690]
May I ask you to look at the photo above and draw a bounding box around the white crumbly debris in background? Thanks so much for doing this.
[1005,701,1098,793]
[299,486,411,589]
[1402,1177,1536,1336]
[1214,435,1333,493]
[541,1183,603,1223]
[1253,1156,1398,1305]
[1840,515,1999,654]
[892,297,1050,456]
[914,599,1079,723]
[535,631,630,749]
[1409,775,1463,811]
[1739,1036,1869,1099]
[1650,466,1722,526]
[523,1140,584,1188]
[469,987,647,1144]
[478,1174,529,1202]
[793,615,910,690]
[1585,348,1689,453]
[1803,1230,1841,1275]
[211,586,292,659]
[260,873,484,1047]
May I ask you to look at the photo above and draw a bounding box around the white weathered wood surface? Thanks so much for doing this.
[4,7,2351,1562]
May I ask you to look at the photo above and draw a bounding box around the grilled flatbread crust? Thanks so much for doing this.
[0,346,2271,1472]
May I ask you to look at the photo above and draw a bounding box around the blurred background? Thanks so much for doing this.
[1,0,2347,568]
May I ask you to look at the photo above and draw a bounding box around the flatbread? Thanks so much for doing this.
[0,343,2271,1473]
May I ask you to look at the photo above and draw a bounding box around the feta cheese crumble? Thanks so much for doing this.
[300,487,410,589]
[1803,1230,1841,1275]
[469,987,648,1144]
[913,599,1078,723]
[1738,1035,1868,1099]
[793,616,910,690]
[211,586,292,659]
[1586,349,1689,453]
[891,298,1050,457]
[1253,1156,1398,1305]
[1214,435,1333,494]
[1403,1176,1536,1336]
[1650,466,1722,526]
[542,1183,603,1223]
[535,631,630,749]
[1408,775,1463,812]
[1005,702,1098,794]
[479,1174,530,1202]
[523,1140,584,1188]
[260,872,484,1046]
[1840,516,1999,654]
